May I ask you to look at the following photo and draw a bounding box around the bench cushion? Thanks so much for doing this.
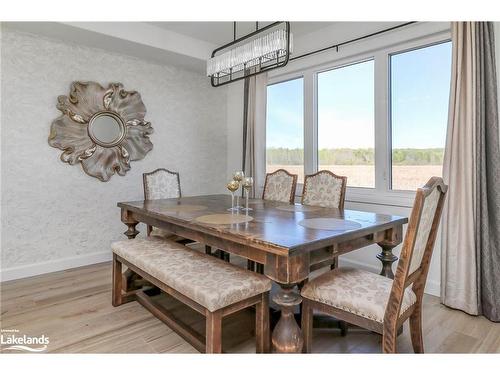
[112,237,272,312]
[301,267,416,323]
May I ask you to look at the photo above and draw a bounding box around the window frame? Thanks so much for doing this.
[266,29,451,207]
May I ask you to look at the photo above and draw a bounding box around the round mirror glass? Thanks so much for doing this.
[88,112,125,147]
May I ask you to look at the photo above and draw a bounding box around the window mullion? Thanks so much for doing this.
[303,70,316,177]
[374,50,390,193]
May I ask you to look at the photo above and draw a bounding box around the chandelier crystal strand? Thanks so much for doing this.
[207,26,293,78]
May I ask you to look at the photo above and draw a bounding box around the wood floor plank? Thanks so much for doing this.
[1,259,499,354]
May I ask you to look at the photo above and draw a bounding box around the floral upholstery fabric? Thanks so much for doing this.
[409,187,441,274]
[263,170,296,203]
[301,267,416,323]
[302,172,344,208]
[112,237,271,312]
[144,170,180,200]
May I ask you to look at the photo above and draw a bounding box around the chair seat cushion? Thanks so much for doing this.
[112,237,272,312]
[301,267,417,323]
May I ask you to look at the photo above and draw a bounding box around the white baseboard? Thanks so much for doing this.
[423,279,440,297]
[0,251,112,282]
[339,258,440,297]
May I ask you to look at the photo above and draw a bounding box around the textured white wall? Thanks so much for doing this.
[225,80,244,179]
[0,28,227,277]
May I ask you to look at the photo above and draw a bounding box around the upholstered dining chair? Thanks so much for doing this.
[143,168,220,258]
[302,170,347,272]
[301,177,447,353]
[143,169,198,246]
[143,168,181,200]
[300,170,348,335]
[302,170,347,210]
[143,168,182,239]
[262,169,298,203]
[248,169,299,273]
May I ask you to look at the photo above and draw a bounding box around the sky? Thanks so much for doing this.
[266,41,452,150]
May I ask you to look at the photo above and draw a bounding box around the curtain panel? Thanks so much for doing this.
[441,22,500,321]
[475,22,500,321]
[242,73,267,198]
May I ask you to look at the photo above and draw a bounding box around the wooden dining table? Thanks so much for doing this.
[117,194,408,353]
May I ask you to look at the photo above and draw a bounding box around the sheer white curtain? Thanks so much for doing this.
[441,22,479,315]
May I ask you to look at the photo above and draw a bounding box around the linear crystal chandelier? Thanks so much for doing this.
[207,22,293,87]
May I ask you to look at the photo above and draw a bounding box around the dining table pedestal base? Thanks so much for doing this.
[272,284,304,353]
[376,244,398,279]
[375,226,402,279]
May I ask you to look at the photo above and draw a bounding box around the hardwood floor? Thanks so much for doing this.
[1,255,499,354]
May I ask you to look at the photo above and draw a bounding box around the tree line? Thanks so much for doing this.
[266,147,444,165]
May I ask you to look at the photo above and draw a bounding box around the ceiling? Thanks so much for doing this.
[149,22,334,45]
[6,21,442,76]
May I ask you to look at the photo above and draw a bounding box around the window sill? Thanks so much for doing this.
[346,188,416,208]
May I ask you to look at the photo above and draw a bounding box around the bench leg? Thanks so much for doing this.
[206,310,222,353]
[112,254,123,307]
[255,292,270,353]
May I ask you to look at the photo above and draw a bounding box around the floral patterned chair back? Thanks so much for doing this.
[262,169,298,203]
[301,170,347,209]
[143,169,181,200]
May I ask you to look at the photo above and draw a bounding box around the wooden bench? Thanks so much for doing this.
[111,237,272,353]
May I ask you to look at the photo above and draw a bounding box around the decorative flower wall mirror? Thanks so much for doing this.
[48,81,153,182]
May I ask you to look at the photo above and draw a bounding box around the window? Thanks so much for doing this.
[390,41,452,191]
[317,60,375,188]
[266,77,304,182]
[263,29,452,205]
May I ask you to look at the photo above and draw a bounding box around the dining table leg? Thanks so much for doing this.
[122,209,140,240]
[376,226,403,279]
[272,283,303,353]
[376,243,398,279]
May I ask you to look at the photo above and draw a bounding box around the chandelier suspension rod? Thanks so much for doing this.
[212,21,284,57]
[290,21,417,61]
[232,21,260,42]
